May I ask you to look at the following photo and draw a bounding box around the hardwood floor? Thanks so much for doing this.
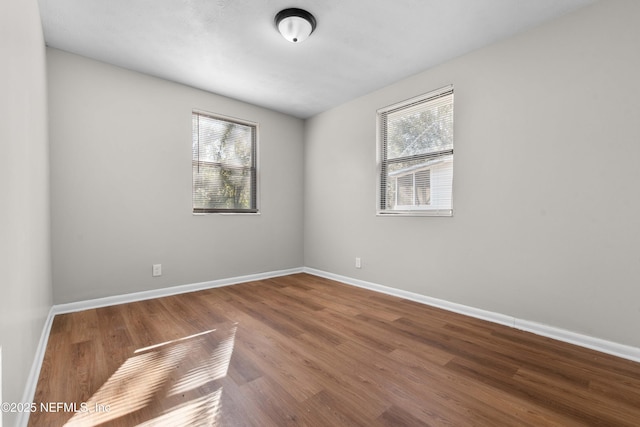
[30,273,640,426]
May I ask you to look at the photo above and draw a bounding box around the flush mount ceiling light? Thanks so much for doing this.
[275,8,317,43]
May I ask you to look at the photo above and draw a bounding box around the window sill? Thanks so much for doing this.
[377,209,453,217]
[193,212,261,216]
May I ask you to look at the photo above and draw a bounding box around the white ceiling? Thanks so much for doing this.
[38,0,594,118]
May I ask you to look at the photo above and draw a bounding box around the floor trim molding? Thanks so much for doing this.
[17,306,56,427]
[303,267,640,364]
[53,267,304,315]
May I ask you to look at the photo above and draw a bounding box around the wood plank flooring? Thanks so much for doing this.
[29,273,640,426]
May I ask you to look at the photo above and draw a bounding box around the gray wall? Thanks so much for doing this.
[48,49,305,304]
[0,0,52,425]
[304,0,640,348]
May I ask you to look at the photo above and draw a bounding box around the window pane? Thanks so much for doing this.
[193,163,255,210]
[195,115,253,166]
[385,156,451,210]
[386,94,453,160]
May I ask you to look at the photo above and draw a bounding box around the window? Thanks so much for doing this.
[377,85,454,216]
[192,111,258,213]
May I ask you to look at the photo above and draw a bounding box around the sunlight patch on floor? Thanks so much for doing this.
[63,326,236,426]
[169,327,236,396]
[136,388,223,426]
[134,329,216,354]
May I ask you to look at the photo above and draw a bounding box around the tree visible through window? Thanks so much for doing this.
[192,111,258,213]
[378,86,454,216]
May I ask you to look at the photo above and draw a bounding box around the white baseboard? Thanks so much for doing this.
[53,267,304,315]
[17,306,56,427]
[303,267,640,364]
[514,318,640,363]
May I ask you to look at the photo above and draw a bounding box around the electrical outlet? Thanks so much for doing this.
[355,257,362,269]
[152,264,162,277]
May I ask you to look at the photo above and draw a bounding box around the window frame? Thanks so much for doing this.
[376,85,454,217]
[192,109,259,215]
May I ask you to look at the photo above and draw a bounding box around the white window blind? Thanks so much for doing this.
[192,111,258,213]
[378,86,454,216]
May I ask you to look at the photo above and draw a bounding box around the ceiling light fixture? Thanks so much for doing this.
[275,8,317,43]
